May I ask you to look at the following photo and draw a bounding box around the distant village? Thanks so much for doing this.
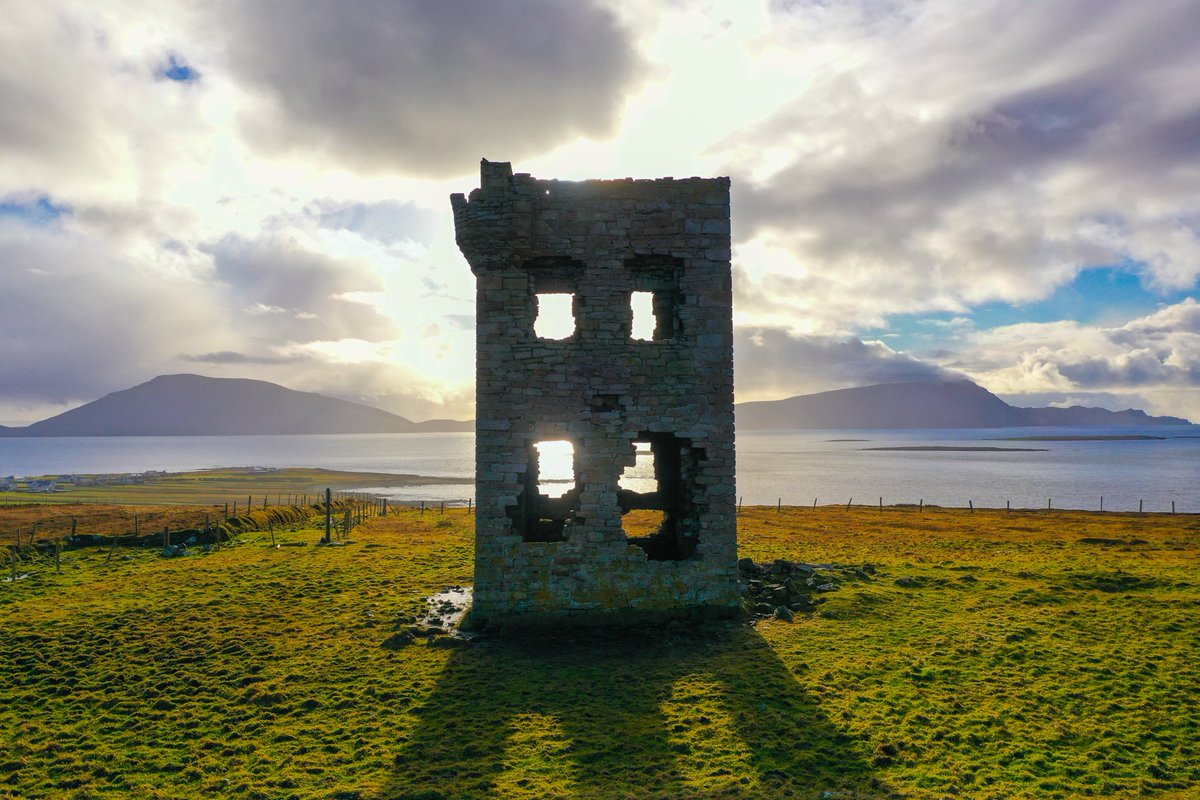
[0,470,170,493]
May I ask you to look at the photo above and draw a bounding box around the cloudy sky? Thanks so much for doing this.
[2,0,1199,425]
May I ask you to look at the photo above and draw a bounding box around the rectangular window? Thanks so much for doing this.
[508,439,579,542]
[534,440,575,498]
[618,435,698,561]
[534,293,575,339]
[630,292,655,341]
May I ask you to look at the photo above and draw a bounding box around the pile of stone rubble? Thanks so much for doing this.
[739,557,877,622]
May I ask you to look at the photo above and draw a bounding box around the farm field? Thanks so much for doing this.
[1,503,1197,799]
[0,467,460,508]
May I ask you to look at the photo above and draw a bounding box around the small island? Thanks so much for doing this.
[862,445,1048,452]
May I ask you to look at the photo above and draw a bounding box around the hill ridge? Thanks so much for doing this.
[0,374,472,437]
[2,376,1188,436]
[735,380,1190,429]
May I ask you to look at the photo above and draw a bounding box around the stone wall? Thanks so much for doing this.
[451,159,738,627]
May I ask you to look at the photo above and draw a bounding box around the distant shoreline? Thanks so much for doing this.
[0,466,466,506]
[862,445,1048,452]
[993,434,1200,442]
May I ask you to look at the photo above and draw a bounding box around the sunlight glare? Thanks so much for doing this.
[535,440,574,497]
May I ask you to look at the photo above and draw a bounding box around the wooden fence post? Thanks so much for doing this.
[324,488,332,544]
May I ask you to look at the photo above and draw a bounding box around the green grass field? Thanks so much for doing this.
[1,504,1197,799]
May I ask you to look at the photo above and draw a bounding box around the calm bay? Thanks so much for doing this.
[1,426,1197,512]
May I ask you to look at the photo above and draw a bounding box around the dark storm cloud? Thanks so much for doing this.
[219,0,642,177]
[734,327,961,400]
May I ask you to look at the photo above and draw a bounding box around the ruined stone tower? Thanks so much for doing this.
[451,160,738,627]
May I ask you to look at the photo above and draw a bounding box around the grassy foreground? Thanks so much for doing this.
[1,504,1197,799]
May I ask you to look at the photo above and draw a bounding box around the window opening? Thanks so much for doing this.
[534,293,575,339]
[618,434,701,561]
[630,292,655,341]
[507,439,579,542]
[627,255,681,340]
[618,441,655,493]
[534,440,574,498]
[622,509,666,538]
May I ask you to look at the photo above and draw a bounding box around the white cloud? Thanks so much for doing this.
[2,0,1199,424]
[941,299,1200,420]
[722,0,1200,327]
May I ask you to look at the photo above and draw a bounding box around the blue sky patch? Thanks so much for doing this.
[862,264,1199,351]
[0,196,70,226]
[315,200,437,245]
[161,55,198,82]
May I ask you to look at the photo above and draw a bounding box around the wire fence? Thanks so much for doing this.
[737,495,1186,514]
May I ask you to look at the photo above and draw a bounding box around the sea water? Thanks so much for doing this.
[1,426,1197,512]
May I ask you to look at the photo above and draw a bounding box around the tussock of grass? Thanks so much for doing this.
[0,504,1197,799]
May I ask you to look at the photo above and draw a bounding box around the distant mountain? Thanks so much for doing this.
[0,375,473,437]
[3,376,1188,437]
[735,380,1191,430]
